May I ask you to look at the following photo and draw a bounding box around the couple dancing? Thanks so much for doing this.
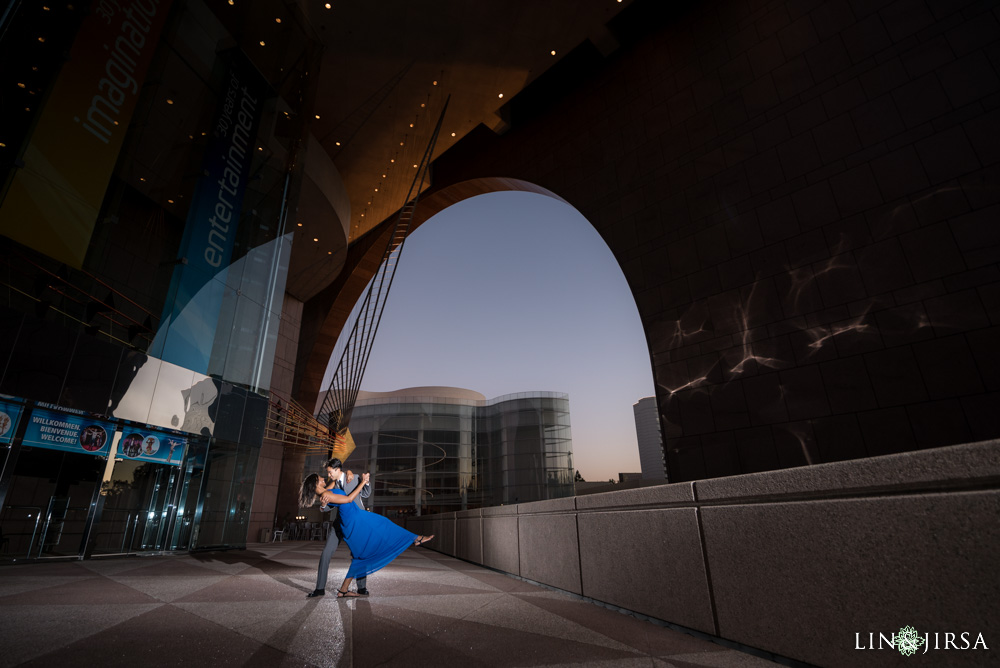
[299,457,434,598]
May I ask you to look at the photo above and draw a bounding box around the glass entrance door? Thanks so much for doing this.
[0,447,104,560]
[90,459,180,555]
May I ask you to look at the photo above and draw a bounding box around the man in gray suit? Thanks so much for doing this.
[307,457,372,597]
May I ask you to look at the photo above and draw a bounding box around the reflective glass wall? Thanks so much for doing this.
[0,0,321,560]
[340,390,574,515]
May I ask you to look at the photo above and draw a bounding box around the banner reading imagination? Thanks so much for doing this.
[0,0,173,268]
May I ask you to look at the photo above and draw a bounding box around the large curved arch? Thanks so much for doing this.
[292,177,570,411]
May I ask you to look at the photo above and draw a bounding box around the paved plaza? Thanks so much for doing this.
[0,541,783,668]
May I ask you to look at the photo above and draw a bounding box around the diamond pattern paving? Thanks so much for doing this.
[0,543,781,667]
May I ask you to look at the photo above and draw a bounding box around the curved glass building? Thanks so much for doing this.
[313,387,574,516]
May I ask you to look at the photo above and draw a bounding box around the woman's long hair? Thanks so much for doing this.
[299,473,321,508]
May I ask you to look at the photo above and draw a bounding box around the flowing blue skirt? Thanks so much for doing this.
[330,489,417,578]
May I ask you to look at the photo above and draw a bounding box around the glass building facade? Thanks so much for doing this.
[0,1,324,560]
[310,387,574,516]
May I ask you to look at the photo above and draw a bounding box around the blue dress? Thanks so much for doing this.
[327,488,418,579]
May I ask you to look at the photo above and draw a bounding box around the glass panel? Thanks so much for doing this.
[0,448,103,559]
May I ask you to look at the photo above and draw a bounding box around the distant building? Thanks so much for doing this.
[310,387,574,515]
[619,472,642,483]
[633,397,666,481]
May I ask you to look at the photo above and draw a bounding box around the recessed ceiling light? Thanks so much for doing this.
[325,2,331,7]
[37,36,45,42]
[166,99,173,104]
[413,164,417,168]
[328,251,332,255]
[498,93,504,98]
[390,159,394,163]
[433,80,438,85]
[297,223,302,227]
[139,177,145,182]
[313,238,318,242]
[315,114,320,119]
[259,40,265,46]
[275,17,281,23]
[451,132,456,136]
[551,50,557,55]
[420,103,425,108]
[335,141,341,146]
[167,199,174,204]
[409,123,413,128]
[17,82,25,88]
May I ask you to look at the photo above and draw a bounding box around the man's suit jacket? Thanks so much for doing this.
[321,472,371,523]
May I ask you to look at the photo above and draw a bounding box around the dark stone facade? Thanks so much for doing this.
[418,0,1000,481]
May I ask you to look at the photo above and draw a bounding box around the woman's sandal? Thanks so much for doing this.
[337,589,360,598]
[413,535,434,546]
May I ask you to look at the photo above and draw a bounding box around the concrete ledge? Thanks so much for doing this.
[696,440,1000,502]
[481,504,518,517]
[518,497,576,514]
[406,442,998,666]
[455,515,482,563]
[578,507,714,635]
[575,481,695,510]
[482,515,519,574]
[702,491,1000,667]
[518,513,581,594]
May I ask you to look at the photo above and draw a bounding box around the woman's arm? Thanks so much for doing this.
[319,475,369,505]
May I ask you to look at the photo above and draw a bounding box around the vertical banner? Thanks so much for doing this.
[0,399,25,444]
[151,50,270,373]
[0,0,174,268]
[21,408,117,457]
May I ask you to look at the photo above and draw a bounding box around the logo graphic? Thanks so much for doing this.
[896,626,926,656]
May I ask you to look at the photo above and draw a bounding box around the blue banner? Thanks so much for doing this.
[118,428,187,466]
[0,400,24,444]
[22,409,116,457]
[151,50,270,373]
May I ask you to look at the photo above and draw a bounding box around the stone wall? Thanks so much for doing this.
[406,439,999,666]
[420,0,1000,482]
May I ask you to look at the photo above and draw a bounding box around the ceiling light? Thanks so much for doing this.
[140,177,145,181]
[498,93,504,98]
[390,159,394,163]
[421,103,425,108]
[400,141,404,146]
[228,0,233,4]
[409,123,413,128]
[258,146,263,151]
[167,199,174,204]
[166,99,173,104]
[37,36,45,42]
[413,164,417,168]
[275,17,281,23]
[328,251,332,255]
[259,40,265,46]
[335,141,341,146]
[0,143,5,148]
[17,83,25,88]
[551,50,556,55]
[382,174,386,178]
[374,188,378,192]
[313,238,318,242]
[315,114,320,119]
[297,223,302,227]
[451,132,456,137]
[433,80,438,85]
[325,2,331,7]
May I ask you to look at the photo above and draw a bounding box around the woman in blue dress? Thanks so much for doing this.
[299,472,434,598]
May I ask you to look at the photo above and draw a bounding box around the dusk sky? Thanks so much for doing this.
[325,190,656,482]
